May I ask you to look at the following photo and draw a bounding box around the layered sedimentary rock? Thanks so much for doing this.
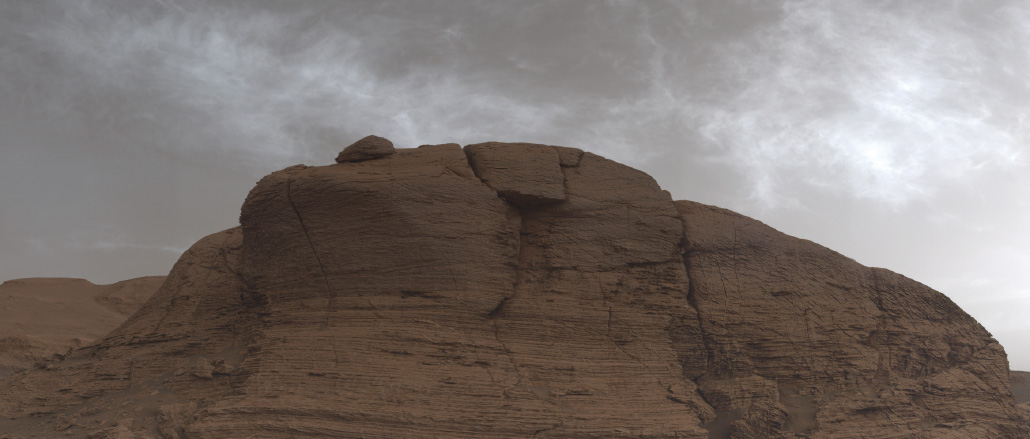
[0,276,164,380]
[677,202,1024,437]
[0,140,1023,438]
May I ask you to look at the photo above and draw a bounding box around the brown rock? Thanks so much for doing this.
[553,145,584,167]
[157,402,197,439]
[677,200,1025,437]
[211,359,235,376]
[187,358,214,380]
[0,143,1023,438]
[464,141,568,207]
[334,134,395,163]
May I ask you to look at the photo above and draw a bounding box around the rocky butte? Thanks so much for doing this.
[0,137,1025,438]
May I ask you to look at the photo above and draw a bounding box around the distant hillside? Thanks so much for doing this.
[0,276,164,379]
[1013,371,1030,404]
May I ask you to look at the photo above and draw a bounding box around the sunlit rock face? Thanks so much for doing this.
[0,139,1024,438]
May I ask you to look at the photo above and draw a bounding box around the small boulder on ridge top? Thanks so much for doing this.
[335,135,395,163]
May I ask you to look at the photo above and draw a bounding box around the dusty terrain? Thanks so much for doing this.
[0,277,164,380]
[1012,371,1030,415]
[1014,371,1030,401]
[0,139,1024,438]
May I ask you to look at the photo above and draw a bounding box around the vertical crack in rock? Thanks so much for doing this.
[331,335,340,366]
[285,178,336,326]
[461,146,488,184]
[461,145,527,317]
[558,165,573,208]
[678,218,721,432]
[680,250,713,374]
[459,141,528,391]
[554,160,681,395]
[494,208,527,317]
[491,318,522,393]
[462,329,510,400]
[867,269,893,386]
[464,146,573,422]
[488,208,527,396]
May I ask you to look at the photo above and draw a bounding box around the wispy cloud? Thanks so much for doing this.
[88,241,187,254]
[687,0,1030,208]
[2,1,573,169]
[5,0,1026,206]
[27,233,187,257]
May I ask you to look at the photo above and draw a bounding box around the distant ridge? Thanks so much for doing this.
[0,276,164,379]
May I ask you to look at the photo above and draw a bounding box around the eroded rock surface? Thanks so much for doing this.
[0,142,1023,438]
[677,201,1024,438]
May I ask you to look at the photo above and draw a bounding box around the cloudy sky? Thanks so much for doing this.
[1,0,1027,368]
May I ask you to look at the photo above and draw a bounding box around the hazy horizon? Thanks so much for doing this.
[1,1,1027,369]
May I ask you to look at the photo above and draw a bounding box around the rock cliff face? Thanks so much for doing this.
[0,277,164,380]
[0,140,1024,438]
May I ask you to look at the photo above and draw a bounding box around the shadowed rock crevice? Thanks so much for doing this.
[490,206,526,320]
[463,142,559,319]
[678,248,719,424]
[487,297,509,319]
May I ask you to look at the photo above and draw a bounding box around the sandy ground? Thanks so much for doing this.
[0,276,164,378]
